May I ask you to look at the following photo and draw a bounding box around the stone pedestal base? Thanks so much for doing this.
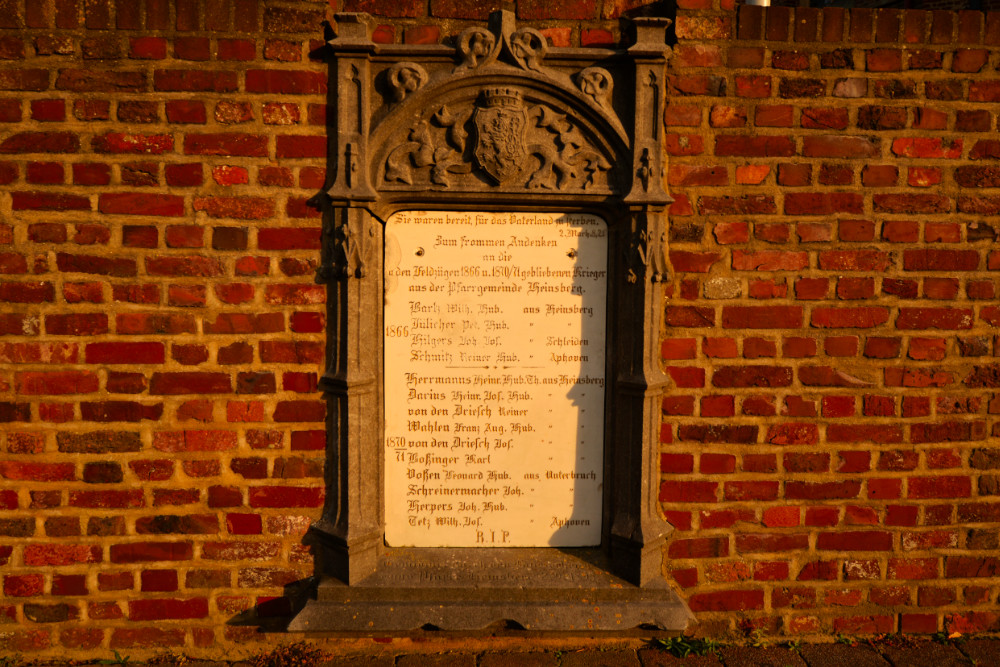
[289,548,692,634]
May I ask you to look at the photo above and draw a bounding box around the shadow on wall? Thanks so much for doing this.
[621,0,678,47]
[224,33,333,638]
[227,575,318,633]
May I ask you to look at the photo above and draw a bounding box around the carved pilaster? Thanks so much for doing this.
[610,17,674,586]
[315,207,383,584]
[610,208,672,587]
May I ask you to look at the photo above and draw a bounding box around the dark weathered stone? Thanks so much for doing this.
[56,430,142,453]
[561,649,642,666]
[959,639,1000,666]
[397,655,475,667]
[480,652,561,667]
[971,448,1000,469]
[638,648,723,666]
[319,659,394,667]
[799,643,890,667]
[717,646,808,667]
[880,643,973,667]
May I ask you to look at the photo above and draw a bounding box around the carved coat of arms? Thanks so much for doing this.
[472,88,527,185]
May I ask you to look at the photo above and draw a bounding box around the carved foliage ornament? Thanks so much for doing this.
[383,89,611,192]
[329,210,375,279]
[387,62,428,103]
[455,16,548,75]
[627,214,668,284]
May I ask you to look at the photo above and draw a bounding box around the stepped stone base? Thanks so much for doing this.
[289,548,692,634]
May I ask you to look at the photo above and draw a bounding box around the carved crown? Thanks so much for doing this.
[479,87,522,109]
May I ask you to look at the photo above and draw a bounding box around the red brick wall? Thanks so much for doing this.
[0,0,998,658]
[0,0,330,656]
[664,3,1000,638]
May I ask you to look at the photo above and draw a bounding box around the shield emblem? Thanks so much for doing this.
[473,88,527,185]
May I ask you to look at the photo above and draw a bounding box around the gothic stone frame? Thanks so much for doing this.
[294,10,691,633]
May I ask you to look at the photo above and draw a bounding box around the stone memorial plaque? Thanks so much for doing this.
[291,13,693,634]
[384,211,607,548]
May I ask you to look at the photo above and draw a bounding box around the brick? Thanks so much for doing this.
[733,250,808,271]
[688,590,764,612]
[16,370,99,394]
[897,308,974,330]
[722,306,801,328]
[662,338,696,360]
[737,534,808,554]
[755,105,793,127]
[99,193,183,216]
[273,400,325,422]
[205,313,284,335]
[56,69,145,92]
[778,163,811,187]
[0,69,50,92]
[150,373,231,395]
[140,569,178,592]
[194,196,274,220]
[724,481,778,501]
[275,134,326,159]
[892,137,963,158]
[811,307,889,328]
[0,342,78,364]
[246,70,325,95]
[779,78,825,98]
[0,281,55,303]
[92,132,172,154]
[146,256,222,277]
[712,366,792,388]
[0,461,75,481]
[110,542,193,563]
[12,191,89,211]
[162,101,206,127]
[819,250,891,271]
[153,69,237,92]
[715,135,793,157]
[184,133,268,157]
[135,513,217,533]
[817,531,892,551]
[802,135,879,158]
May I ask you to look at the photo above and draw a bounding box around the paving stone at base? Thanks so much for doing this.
[321,657,396,666]
[798,643,890,667]
[959,639,1000,666]
[717,646,808,667]
[480,651,561,667]
[637,647,725,666]
[397,653,476,667]
[560,648,642,667]
[880,642,975,667]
